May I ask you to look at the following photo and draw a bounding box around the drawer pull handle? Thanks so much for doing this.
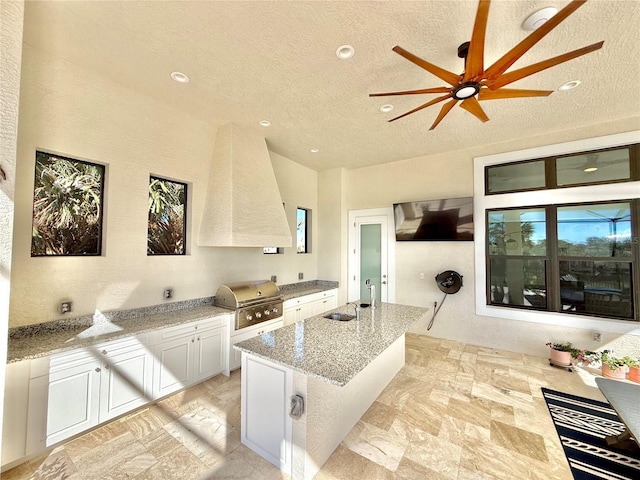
[95,367,101,373]
[104,365,110,370]
[101,350,108,355]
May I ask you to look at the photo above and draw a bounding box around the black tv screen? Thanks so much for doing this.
[393,197,474,241]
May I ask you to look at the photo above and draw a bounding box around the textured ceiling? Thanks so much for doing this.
[21,1,640,171]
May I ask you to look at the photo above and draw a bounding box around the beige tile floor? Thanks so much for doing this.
[3,334,606,480]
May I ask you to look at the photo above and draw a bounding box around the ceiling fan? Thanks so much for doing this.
[370,0,604,130]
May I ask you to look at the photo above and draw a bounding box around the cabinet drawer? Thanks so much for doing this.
[155,316,226,343]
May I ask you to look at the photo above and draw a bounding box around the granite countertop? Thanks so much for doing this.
[7,280,339,364]
[279,280,338,302]
[234,302,429,386]
[8,303,231,363]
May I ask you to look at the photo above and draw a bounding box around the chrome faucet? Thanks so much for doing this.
[347,302,360,321]
[366,279,376,309]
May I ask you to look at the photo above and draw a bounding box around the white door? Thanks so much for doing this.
[192,326,226,383]
[152,336,192,399]
[348,208,395,304]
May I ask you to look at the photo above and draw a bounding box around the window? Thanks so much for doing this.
[487,201,636,319]
[31,151,105,256]
[148,176,187,255]
[475,131,640,327]
[297,207,310,253]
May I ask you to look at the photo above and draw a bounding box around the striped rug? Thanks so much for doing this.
[542,387,640,480]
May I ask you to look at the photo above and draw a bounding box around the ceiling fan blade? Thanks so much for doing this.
[484,0,587,81]
[479,88,553,100]
[393,46,461,86]
[488,41,604,89]
[459,97,489,123]
[389,94,452,122]
[429,99,458,130]
[463,0,491,82]
[369,86,451,97]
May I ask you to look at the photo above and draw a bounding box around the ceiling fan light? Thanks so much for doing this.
[379,104,394,113]
[522,7,558,31]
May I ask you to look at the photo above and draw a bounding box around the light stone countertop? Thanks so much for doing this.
[8,304,231,363]
[7,280,339,364]
[234,302,429,386]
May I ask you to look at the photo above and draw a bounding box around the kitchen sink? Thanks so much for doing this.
[323,312,356,321]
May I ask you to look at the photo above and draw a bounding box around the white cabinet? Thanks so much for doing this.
[99,337,154,422]
[228,317,283,372]
[1,360,31,466]
[283,289,338,327]
[153,316,227,399]
[46,349,102,446]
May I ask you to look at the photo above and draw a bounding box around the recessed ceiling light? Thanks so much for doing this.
[170,71,189,83]
[336,45,355,60]
[522,7,558,31]
[259,120,271,127]
[310,148,320,153]
[558,80,581,91]
[379,104,394,113]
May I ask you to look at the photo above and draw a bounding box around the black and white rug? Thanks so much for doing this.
[542,387,640,480]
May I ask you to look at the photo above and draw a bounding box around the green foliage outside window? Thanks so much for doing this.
[148,177,187,255]
[31,152,104,256]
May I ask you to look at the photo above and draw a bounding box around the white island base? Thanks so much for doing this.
[240,335,405,479]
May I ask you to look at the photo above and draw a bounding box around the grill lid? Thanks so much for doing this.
[214,280,280,309]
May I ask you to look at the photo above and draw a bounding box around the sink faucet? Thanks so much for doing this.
[366,279,376,309]
[347,302,360,321]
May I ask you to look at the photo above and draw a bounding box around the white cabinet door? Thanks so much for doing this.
[192,326,226,384]
[46,356,101,446]
[1,360,30,467]
[283,307,298,327]
[99,343,153,422]
[229,318,283,371]
[152,335,193,400]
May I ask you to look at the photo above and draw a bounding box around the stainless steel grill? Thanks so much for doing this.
[214,280,283,331]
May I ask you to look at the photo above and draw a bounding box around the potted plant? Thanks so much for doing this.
[546,342,579,366]
[600,350,632,379]
[627,358,640,383]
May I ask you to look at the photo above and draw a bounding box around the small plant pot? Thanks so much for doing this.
[549,348,572,367]
[628,366,640,383]
[601,364,628,380]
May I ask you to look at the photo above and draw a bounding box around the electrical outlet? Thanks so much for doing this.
[164,288,172,299]
[593,331,602,342]
[60,302,72,314]
[271,275,277,283]
[298,272,304,280]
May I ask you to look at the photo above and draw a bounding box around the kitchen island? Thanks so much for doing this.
[234,302,429,479]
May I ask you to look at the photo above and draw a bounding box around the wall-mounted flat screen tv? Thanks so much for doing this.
[393,197,474,241]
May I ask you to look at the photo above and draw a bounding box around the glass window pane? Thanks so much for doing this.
[559,261,633,319]
[557,203,632,258]
[488,208,546,256]
[360,224,381,300]
[556,149,631,186]
[31,151,105,256]
[148,177,187,255]
[489,258,546,308]
[486,160,546,193]
[297,208,308,253]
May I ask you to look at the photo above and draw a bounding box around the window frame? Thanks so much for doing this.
[296,207,310,254]
[31,151,106,257]
[474,130,640,333]
[147,175,188,256]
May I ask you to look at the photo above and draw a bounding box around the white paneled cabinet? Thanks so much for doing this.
[2,314,230,470]
[283,289,338,327]
[228,317,283,372]
[152,316,227,399]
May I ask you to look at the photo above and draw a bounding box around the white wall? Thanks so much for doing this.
[10,46,318,328]
[344,116,640,358]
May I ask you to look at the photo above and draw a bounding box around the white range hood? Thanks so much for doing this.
[199,123,292,247]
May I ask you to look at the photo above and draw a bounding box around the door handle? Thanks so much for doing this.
[382,281,387,285]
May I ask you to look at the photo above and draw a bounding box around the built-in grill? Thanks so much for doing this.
[214,280,283,331]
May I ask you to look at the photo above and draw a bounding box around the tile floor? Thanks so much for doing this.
[3,333,606,479]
